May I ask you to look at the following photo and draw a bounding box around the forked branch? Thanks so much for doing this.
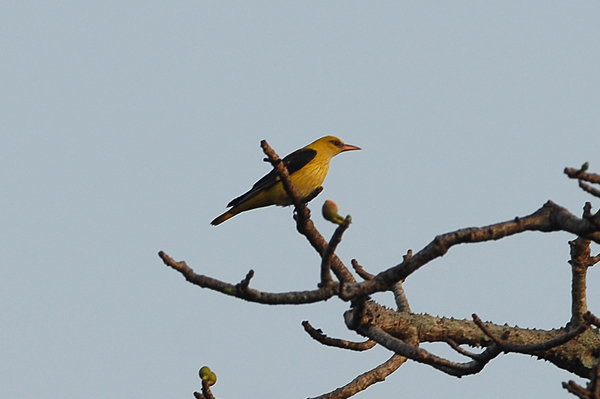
[345,301,599,378]
[565,166,600,200]
[160,159,600,399]
[260,140,356,284]
[341,200,600,301]
[158,251,338,305]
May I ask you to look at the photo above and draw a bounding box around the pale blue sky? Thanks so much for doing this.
[2,2,600,398]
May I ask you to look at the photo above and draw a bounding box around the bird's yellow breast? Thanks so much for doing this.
[290,157,330,195]
[265,155,331,206]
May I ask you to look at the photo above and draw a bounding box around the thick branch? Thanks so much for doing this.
[352,309,589,378]
[570,237,592,327]
[352,321,501,376]
[472,314,590,354]
[158,251,337,305]
[342,201,600,300]
[346,301,600,378]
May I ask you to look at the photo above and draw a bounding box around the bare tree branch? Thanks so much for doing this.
[302,321,376,351]
[308,355,407,399]
[321,217,353,287]
[345,301,600,378]
[351,259,373,281]
[391,282,410,313]
[565,167,600,184]
[589,365,600,399]
[353,321,502,376]
[350,309,590,379]
[201,380,215,399]
[563,363,600,399]
[392,250,413,313]
[563,380,595,399]
[472,314,510,344]
[446,339,485,360]
[585,312,600,329]
[569,237,592,327]
[165,161,600,398]
[473,314,590,354]
[159,251,338,305]
[565,166,600,200]
[580,181,600,199]
[342,201,600,301]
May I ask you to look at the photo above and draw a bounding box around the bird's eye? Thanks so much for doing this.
[330,139,342,148]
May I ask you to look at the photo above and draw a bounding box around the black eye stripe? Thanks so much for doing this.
[330,139,342,148]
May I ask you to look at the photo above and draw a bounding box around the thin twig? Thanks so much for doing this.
[563,380,593,399]
[201,380,215,399]
[580,181,600,199]
[446,339,484,360]
[302,321,376,351]
[589,254,600,267]
[472,314,509,344]
[584,312,600,328]
[351,259,374,281]
[565,167,600,184]
[321,217,352,286]
[565,166,600,202]
[563,362,600,399]
[589,363,600,399]
[392,282,410,313]
[238,270,254,290]
[392,250,412,312]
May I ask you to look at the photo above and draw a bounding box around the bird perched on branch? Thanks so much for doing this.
[211,136,360,225]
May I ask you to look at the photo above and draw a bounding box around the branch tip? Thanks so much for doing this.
[238,270,255,290]
[302,320,377,351]
[352,259,374,281]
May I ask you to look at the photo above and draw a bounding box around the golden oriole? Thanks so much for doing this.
[211,136,360,225]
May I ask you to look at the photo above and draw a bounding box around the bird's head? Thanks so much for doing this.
[311,136,361,157]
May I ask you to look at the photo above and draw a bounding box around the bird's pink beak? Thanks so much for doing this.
[341,144,361,152]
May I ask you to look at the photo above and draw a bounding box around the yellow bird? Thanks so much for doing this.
[211,136,360,225]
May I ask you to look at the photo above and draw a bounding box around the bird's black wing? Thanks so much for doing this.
[227,148,317,207]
